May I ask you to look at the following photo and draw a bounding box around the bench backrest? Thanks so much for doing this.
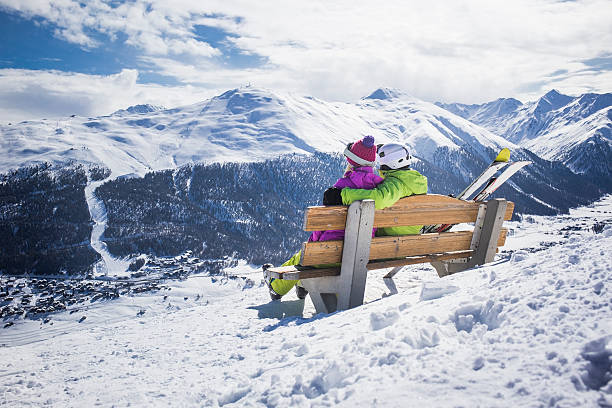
[299,194,514,268]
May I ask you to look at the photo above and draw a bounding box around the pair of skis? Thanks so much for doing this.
[422,148,531,234]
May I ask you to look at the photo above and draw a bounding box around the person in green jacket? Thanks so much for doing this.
[325,143,428,235]
[264,143,427,302]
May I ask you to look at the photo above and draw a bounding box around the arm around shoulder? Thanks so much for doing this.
[341,177,404,209]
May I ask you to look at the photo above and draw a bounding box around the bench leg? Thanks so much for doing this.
[467,199,507,268]
[431,259,469,277]
[337,200,375,310]
[300,277,339,314]
[432,199,507,277]
[299,200,375,314]
[383,266,402,295]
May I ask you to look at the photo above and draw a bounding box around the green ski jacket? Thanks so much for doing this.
[340,169,428,236]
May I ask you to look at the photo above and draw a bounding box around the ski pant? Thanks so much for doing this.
[270,251,341,297]
[270,251,302,296]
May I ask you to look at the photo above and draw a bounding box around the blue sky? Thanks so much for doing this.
[0,9,263,84]
[0,0,611,121]
[1,11,140,75]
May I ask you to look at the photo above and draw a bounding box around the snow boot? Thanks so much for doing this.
[295,284,308,300]
[262,263,282,301]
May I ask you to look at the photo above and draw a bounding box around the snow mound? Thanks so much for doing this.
[578,335,612,392]
[450,300,504,333]
[420,281,460,301]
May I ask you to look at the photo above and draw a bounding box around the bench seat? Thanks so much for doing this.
[267,250,475,280]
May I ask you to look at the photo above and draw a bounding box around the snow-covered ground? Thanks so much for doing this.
[0,197,610,407]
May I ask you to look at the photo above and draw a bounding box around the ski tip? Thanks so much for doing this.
[495,148,511,163]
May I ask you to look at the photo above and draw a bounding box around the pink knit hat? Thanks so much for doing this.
[344,135,377,167]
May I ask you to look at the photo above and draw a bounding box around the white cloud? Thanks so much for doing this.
[0,0,610,120]
[199,0,612,103]
[0,69,215,122]
[167,38,220,57]
[0,0,219,57]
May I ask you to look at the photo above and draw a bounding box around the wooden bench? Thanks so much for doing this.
[265,194,514,314]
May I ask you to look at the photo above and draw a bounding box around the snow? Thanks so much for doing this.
[522,106,612,161]
[84,177,130,277]
[1,196,610,407]
[437,90,611,169]
[0,87,515,180]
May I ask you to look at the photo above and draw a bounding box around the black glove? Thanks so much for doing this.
[323,187,343,205]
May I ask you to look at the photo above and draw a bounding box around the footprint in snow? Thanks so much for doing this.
[420,282,459,301]
[370,311,400,331]
[473,357,485,370]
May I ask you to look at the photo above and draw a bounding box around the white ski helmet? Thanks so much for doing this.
[377,143,411,169]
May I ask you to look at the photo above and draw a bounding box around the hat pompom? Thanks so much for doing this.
[362,135,375,148]
[346,135,377,166]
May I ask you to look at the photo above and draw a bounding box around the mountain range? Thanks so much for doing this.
[2,87,610,189]
[436,89,612,190]
[1,87,515,179]
[0,86,609,276]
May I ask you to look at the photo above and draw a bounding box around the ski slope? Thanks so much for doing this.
[84,178,130,277]
[1,196,610,407]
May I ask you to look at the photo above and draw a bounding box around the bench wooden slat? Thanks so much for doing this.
[266,250,474,280]
[303,194,514,231]
[365,250,474,270]
[300,229,507,266]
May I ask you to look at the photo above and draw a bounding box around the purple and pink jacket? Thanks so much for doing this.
[309,166,384,242]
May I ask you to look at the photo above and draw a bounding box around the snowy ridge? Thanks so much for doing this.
[1,196,610,406]
[112,104,165,115]
[436,97,523,137]
[0,87,514,181]
[437,90,612,182]
[357,87,516,164]
[523,105,611,160]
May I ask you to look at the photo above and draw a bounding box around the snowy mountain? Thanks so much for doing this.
[0,87,605,278]
[0,86,515,180]
[435,97,523,137]
[1,196,610,406]
[112,104,165,115]
[437,90,612,190]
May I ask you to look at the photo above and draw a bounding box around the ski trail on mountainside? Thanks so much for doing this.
[84,178,130,276]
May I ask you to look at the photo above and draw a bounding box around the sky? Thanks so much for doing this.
[0,0,611,122]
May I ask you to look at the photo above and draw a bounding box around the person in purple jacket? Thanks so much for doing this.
[264,135,383,300]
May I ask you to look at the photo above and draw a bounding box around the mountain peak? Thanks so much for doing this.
[211,87,283,115]
[113,104,164,115]
[535,89,573,113]
[216,86,279,99]
[543,89,563,98]
[363,88,405,101]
